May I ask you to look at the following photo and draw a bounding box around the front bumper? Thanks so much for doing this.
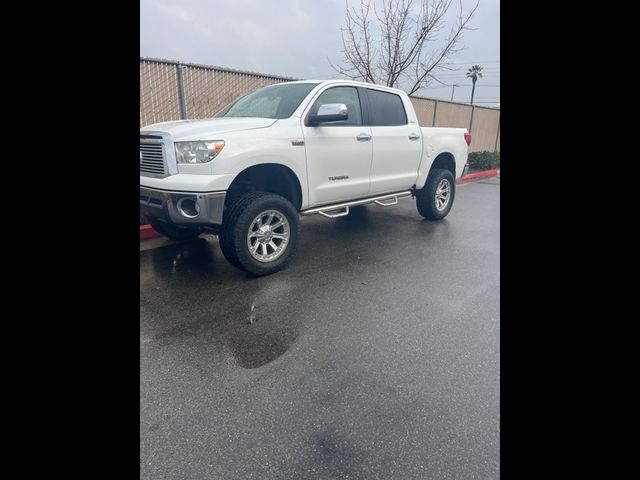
[462,163,470,177]
[140,186,226,226]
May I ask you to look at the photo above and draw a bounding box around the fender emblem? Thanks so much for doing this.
[291,139,305,146]
[328,176,349,181]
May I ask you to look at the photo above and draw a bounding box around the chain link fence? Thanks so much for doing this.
[141,58,296,127]
[140,57,499,152]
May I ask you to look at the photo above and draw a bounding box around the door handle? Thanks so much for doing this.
[356,133,371,141]
[408,133,420,140]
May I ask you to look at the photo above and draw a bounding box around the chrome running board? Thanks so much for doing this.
[300,190,413,219]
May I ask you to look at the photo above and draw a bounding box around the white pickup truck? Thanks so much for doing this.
[140,80,471,275]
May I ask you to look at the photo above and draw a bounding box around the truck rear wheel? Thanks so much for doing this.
[218,192,299,276]
[148,218,202,241]
[416,168,456,220]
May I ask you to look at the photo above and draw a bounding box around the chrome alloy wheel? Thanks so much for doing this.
[435,179,451,211]
[246,210,290,262]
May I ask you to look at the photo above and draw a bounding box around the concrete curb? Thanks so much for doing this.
[458,168,500,183]
[140,168,500,241]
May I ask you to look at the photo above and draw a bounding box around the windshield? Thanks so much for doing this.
[216,82,319,119]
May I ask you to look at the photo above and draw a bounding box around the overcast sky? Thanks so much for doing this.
[141,0,499,106]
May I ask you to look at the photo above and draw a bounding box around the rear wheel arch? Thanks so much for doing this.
[429,152,456,178]
[417,151,457,189]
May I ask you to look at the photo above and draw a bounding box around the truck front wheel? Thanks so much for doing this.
[218,192,299,276]
[415,168,456,220]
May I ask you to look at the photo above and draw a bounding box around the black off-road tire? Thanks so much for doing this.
[218,214,243,271]
[218,192,299,276]
[148,218,201,241]
[415,168,456,220]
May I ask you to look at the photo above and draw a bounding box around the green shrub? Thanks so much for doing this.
[467,151,500,170]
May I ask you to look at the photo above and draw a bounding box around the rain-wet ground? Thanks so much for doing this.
[140,177,500,479]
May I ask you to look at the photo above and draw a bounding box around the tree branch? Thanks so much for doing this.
[330,0,480,94]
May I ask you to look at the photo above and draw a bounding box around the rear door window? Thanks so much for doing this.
[366,89,408,126]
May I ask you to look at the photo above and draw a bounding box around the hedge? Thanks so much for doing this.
[467,151,500,170]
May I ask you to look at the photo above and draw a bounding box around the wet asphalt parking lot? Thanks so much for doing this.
[140,177,500,479]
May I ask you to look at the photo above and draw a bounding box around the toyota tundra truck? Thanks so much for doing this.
[140,80,471,276]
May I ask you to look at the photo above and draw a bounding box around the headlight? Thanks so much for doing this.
[175,141,225,164]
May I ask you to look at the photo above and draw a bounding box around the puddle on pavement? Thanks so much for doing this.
[225,315,298,369]
[150,238,216,277]
[142,241,301,369]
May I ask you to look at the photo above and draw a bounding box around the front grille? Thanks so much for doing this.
[140,141,166,177]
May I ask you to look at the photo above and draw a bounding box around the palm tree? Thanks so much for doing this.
[466,65,483,104]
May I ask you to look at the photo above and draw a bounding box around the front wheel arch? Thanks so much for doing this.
[225,163,303,214]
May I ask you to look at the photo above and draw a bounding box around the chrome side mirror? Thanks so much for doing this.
[309,103,348,125]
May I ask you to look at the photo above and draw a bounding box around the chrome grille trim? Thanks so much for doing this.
[139,139,167,177]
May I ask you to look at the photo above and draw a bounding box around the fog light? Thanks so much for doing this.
[177,198,199,218]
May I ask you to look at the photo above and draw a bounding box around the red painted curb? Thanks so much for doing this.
[140,224,161,241]
[458,168,500,183]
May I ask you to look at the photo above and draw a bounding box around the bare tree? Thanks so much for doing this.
[330,0,480,95]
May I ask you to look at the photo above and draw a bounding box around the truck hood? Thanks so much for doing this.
[141,117,277,141]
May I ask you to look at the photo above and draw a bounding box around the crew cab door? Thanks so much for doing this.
[365,88,422,194]
[301,86,372,206]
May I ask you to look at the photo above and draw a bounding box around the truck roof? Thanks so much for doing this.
[272,79,409,96]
